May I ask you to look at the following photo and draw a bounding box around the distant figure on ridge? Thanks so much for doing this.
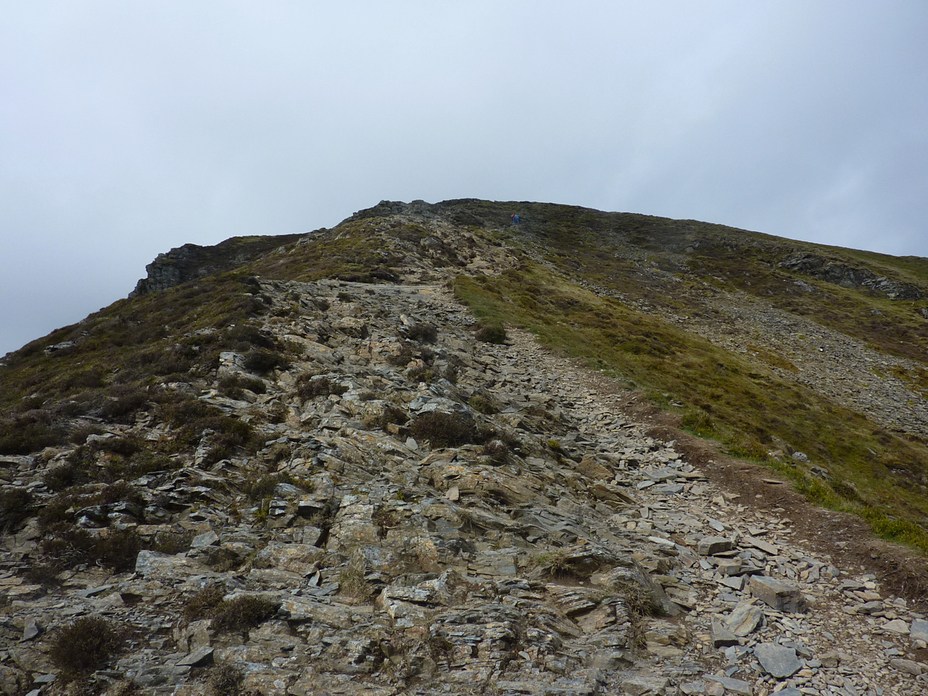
[511,213,521,225]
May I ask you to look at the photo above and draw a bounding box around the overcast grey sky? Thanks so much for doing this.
[2,1,927,357]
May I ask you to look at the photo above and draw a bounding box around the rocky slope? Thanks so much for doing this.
[0,275,926,696]
[1,199,928,696]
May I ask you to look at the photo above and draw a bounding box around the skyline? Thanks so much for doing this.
[2,1,927,356]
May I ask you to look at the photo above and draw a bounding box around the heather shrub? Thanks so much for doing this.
[405,322,438,343]
[409,412,477,448]
[243,350,289,375]
[386,345,414,367]
[242,471,310,500]
[152,529,194,554]
[211,595,279,635]
[218,374,267,399]
[296,375,348,400]
[182,585,226,623]
[23,559,64,587]
[0,487,32,532]
[49,615,125,675]
[475,321,507,344]
[482,439,510,464]
[224,324,275,351]
[40,527,142,573]
[0,410,66,455]
[183,587,278,636]
[468,393,500,415]
[206,664,259,696]
[162,397,255,455]
[407,365,435,383]
[96,386,150,422]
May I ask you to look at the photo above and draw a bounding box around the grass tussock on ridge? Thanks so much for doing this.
[454,261,928,553]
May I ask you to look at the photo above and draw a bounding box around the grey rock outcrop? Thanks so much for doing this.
[779,251,923,300]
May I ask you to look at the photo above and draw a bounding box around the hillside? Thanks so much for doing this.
[1,199,927,695]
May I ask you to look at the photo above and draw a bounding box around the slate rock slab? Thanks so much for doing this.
[911,619,928,642]
[726,601,764,637]
[754,642,802,678]
[704,674,753,695]
[698,536,734,556]
[749,575,804,613]
[711,618,740,648]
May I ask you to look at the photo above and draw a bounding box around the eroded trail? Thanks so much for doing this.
[489,322,928,695]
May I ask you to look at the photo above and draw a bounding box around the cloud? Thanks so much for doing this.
[2,1,927,355]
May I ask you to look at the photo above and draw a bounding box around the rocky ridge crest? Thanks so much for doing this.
[2,199,928,696]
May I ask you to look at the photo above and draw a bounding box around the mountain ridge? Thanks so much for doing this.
[1,199,928,695]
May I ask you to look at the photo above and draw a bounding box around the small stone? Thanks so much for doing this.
[819,651,841,668]
[855,600,883,614]
[754,642,802,678]
[890,658,925,675]
[21,618,40,642]
[911,620,928,642]
[704,673,753,695]
[719,575,744,591]
[698,536,734,556]
[743,535,779,556]
[881,619,910,635]
[726,601,765,637]
[716,558,743,576]
[177,646,214,667]
[712,619,740,648]
[190,530,219,548]
[620,674,669,695]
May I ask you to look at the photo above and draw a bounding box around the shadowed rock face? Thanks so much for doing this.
[131,234,304,296]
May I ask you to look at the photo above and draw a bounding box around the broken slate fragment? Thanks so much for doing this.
[698,536,734,556]
[711,618,740,648]
[749,575,804,613]
[754,642,802,678]
[22,618,41,642]
[889,658,925,675]
[177,646,214,667]
[911,619,928,642]
[743,535,779,556]
[726,601,764,637]
[881,619,910,635]
[190,530,220,548]
[704,674,753,695]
